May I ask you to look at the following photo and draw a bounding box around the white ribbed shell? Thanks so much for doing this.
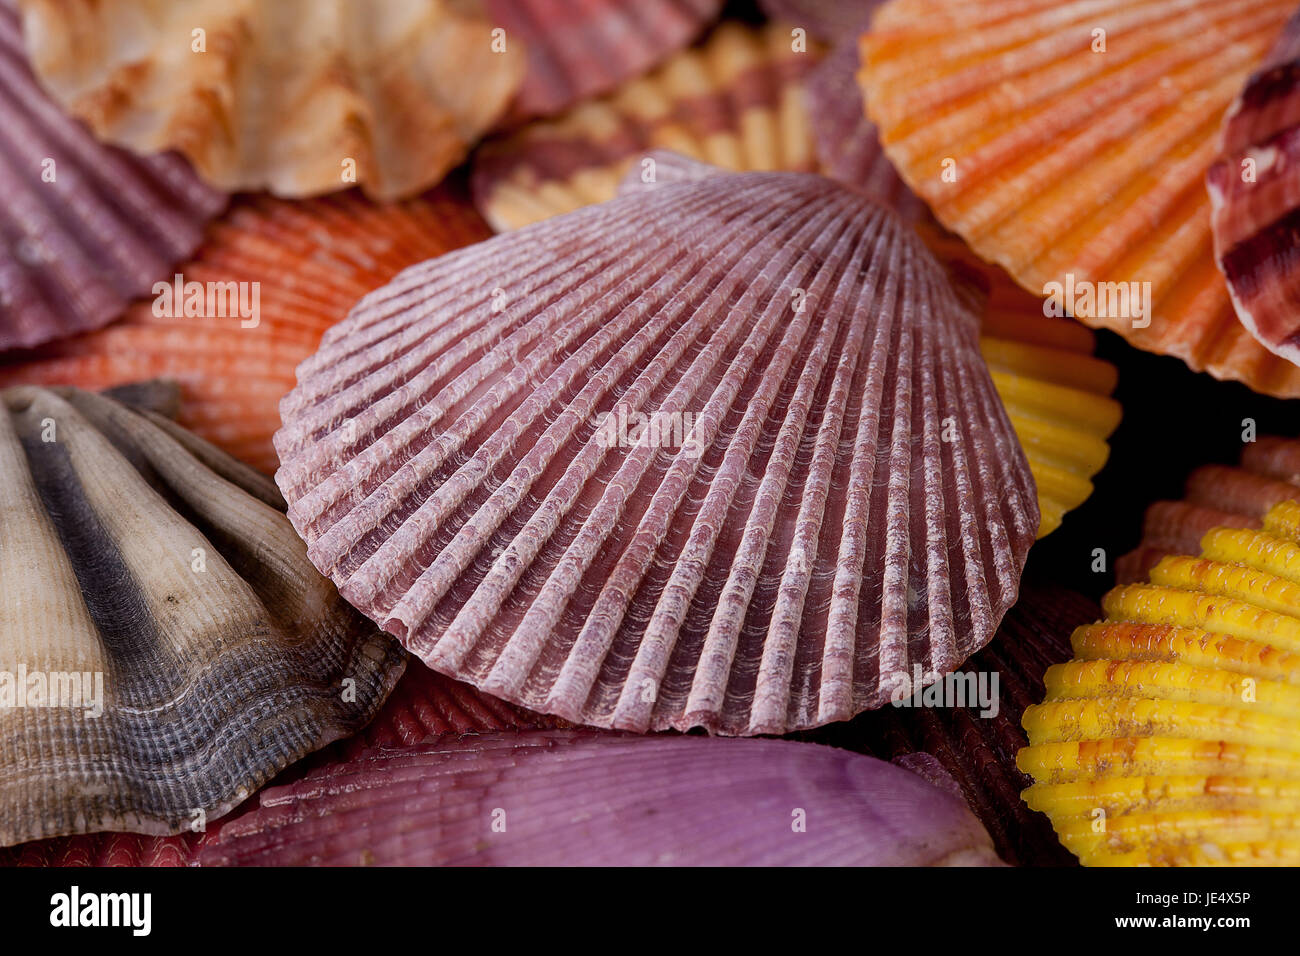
[275,169,1037,734]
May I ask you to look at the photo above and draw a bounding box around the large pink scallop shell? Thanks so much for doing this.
[1207,8,1300,365]
[0,0,225,352]
[197,731,1005,866]
[486,0,723,120]
[274,168,1038,735]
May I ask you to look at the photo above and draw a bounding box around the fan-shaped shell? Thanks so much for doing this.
[197,731,1005,866]
[1117,434,1300,583]
[0,385,405,847]
[274,168,1038,735]
[0,0,224,352]
[0,186,491,474]
[1208,9,1300,365]
[471,21,822,232]
[484,0,723,120]
[1020,498,1300,865]
[861,0,1300,397]
[16,0,523,200]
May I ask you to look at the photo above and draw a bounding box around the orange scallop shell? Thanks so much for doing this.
[861,0,1300,397]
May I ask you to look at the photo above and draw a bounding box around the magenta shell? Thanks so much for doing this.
[274,167,1038,735]
[0,0,225,351]
[197,730,1005,866]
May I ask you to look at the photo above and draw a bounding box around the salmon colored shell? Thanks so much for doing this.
[860,0,1300,397]
[0,186,492,474]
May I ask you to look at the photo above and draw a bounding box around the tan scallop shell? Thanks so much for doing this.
[274,167,1038,735]
[16,0,523,200]
[0,385,404,847]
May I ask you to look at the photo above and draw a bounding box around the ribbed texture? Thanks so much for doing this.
[862,0,1300,397]
[0,0,224,351]
[0,663,550,866]
[17,0,522,200]
[485,0,723,119]
[0,186,491,473]
[926,232,1121,537]
[1116,435,1300,583]
[0,386,405,847]
[1021,499,1300,865]
[1208,8,1300,364]
[471,21,822,232]
[275,168,1037,735]
[197,731,1005,866]
[806,580,1099,866]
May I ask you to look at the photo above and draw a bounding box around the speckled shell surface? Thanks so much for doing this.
[16,0,522,200]
[471,21,822,232]
[1021,498,1300,865]
[0,186,492,474]
[197,731,1005,866]
[1208,8,1300,365]
[0,385,405,847]
[0,0,224,351]
[861,0,1300,397]
[484,0,723,120]
[274,168,1037,735]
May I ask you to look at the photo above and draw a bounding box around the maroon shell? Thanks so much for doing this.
[274,168,1038,735]
[485,0,723,119]
[197,731,1005,866]
[804,21,929,221]
[757,0,880,42]
[0,0,225,351]
[1208,7,1300,365]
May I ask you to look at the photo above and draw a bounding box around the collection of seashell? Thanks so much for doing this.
[2,0,1300,868]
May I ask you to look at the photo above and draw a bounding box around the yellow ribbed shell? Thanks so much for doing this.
[1020,499,1300,865]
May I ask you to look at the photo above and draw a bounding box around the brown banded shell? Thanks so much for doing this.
[274,168,1038,735]
[16,0,523,200]
[484,0,723,120]
[861,0,1300,397]
[0,0,225,352]
[471,21,822,232]
[0,385,405,847]
[1208,8,1300,365]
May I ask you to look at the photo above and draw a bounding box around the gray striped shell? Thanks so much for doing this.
[0,385,404,847]
[274,169,1038,735]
